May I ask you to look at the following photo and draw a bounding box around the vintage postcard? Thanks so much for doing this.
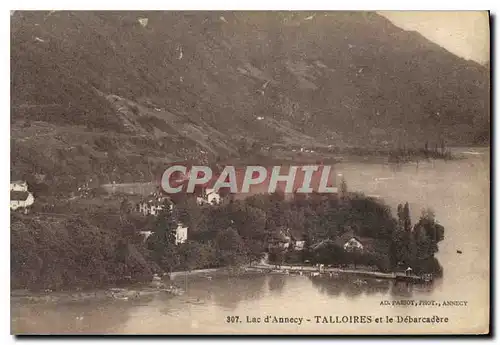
[10,10,490,335]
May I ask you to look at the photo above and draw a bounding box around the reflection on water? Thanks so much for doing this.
[11,301,134,334]
[9,271,477,334]
[308,274,439,299]
[11,149,490,334]
[268,274,287,294]
[12,273,439,334]
[198,274,268,310]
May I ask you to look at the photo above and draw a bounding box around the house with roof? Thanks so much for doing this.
[139,230,153,242]
[196,188,222,205]
[405,266,413,277]
[343,237,364,252]
[175,224,188,245]
[294,240,306,251]
[310,229,369,254]
[337,230,391,260]
[136,194,172,216]
[333,229,366,253]
[267,226,292,250]
[11,190,35,213]
[267,227,306,251]
[10,180,28,192]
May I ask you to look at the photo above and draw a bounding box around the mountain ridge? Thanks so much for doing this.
[10,11,490,191]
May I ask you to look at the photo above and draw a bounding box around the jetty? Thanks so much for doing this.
[394,272,433,284]
[248,264,433,284]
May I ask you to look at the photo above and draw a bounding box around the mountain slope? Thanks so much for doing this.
[11,11,490,191]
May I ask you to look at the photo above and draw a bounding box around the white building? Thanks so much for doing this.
[10,181,34,212]
[10,191,35,211]
[268,227,292,250]
[343,237,364,252]
[294,240,305,251]
[139,225,187,245]
[175,224,188,245]
[197,188,221,205]
[11,181,28,192]
[139,231,153,242]
[137,196,173,216]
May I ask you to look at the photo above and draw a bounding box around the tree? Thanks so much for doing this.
[392,202,413,267]
[119,197,133,224]
[301,230,313,263]
[347,248,363,269]
[440,138,446,155]
[244,239,265,265]
[413,208,444,259]
[339,176,348,199]
[403,202,412,232]
[269,246,287,268]
[246,194,271,211]
[178,241,216,271]
[230,204,267,241]
[146,199,180,273]
[311,241,346,266]
[173,197,205,232]
[215,227,245,267]
[397,203,404,229]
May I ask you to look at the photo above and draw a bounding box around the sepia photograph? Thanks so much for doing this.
[9,9,490,335]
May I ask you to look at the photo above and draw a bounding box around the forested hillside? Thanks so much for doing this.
[11,11,489,191]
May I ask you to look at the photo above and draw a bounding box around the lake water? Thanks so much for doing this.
[11,148,490,334]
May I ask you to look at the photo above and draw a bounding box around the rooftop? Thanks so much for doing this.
[11,191,30,201]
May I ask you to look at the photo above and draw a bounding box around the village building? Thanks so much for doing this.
[139,230,153,242]
[175,224,188,245]
[267,227,292,250]
[310,230,372,254]
[197,188,222,205]
[343,237,364,252]
[10,190,35,213]
[139,224,187,245]
[10,180,34,213]
[10,180,28,192]
[136,194,173,216]
[294,240,306,251]
[332,229,367,253]
[268,227,305,251]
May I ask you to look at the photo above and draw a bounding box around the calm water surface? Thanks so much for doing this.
[11,148,490,334]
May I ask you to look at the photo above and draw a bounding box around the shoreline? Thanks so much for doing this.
[248,263,394,277]
[11,263,434,304]
[247,263,434,283]
[10,265,251,304]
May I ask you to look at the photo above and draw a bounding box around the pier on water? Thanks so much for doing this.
[248,264,433,284]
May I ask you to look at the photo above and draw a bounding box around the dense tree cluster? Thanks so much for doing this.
[11,212,154,291]
[145,188,444,276]
[11,184,444,291]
